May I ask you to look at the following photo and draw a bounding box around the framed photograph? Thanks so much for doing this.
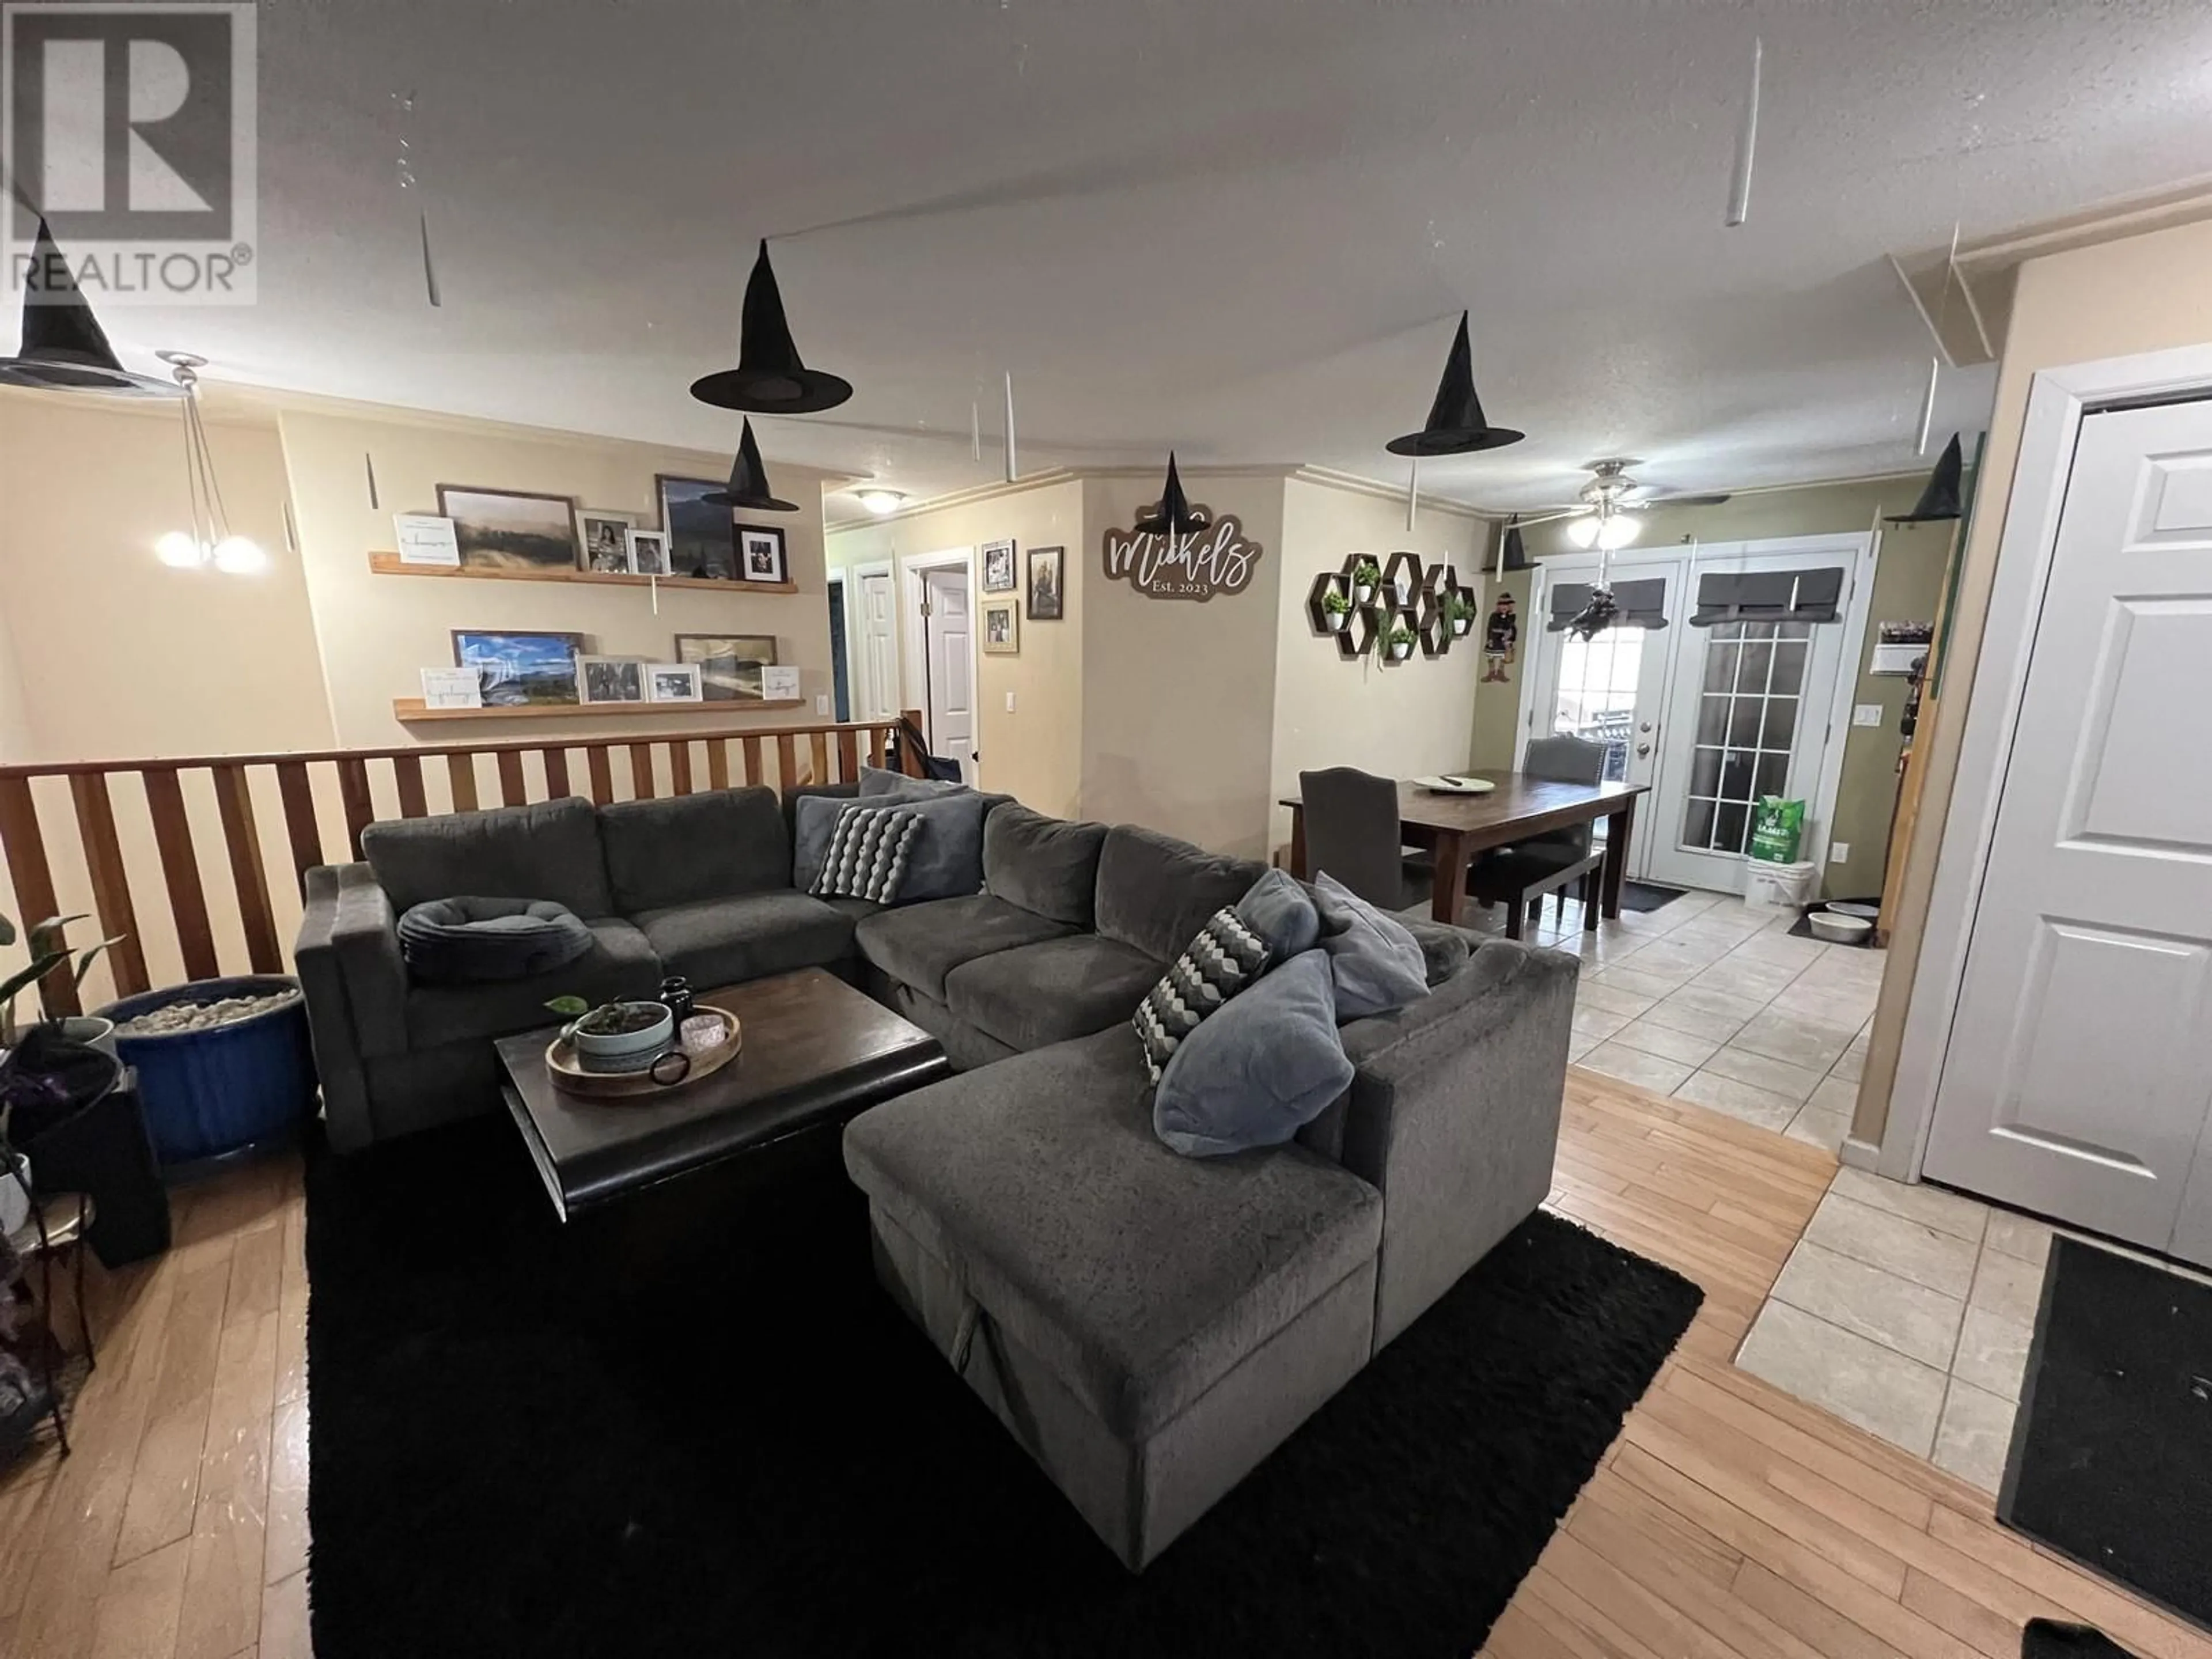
[981,539,1017,593]
[393,513,460,567]
[645,662,704,703]
[577,656,647,704]
[418,666,481,709]
[625,528,671,577]
[736,525,787,585]
[435,486,581,572]
[575,509,639,573]
[674,633,778,702]
[1027,544,1065,620]
[982,599,1020,655]
[657,475,737,579]
[449,630,585,706]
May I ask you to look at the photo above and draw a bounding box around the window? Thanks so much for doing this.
[1679,620,1810,855]
[1552,625,1645,782]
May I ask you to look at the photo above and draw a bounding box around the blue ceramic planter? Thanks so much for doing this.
[97,975,317,1166]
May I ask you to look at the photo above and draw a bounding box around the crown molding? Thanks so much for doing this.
[1287,464,1493,521]
[824,466,1084,534]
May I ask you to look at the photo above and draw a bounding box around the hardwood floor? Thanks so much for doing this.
[3,1071,2204,1658]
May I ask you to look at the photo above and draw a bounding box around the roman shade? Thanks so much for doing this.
[1688,567,1844,626]
[1545,577,1668,631]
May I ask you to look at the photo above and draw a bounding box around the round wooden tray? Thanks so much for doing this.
[545,1008,742,1101]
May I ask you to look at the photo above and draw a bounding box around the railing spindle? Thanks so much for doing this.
[628,743,656,800]
[706,740,730,791]
[275,760,323,891]
[868,727,884,768]
[543,748,571,798]
[212,763,282,974]
[336,757,375,858]
[836,729,859,782]
[495,750,527,806]
[809,732,830,789]
[68,772,149,996]
[740,736,763,787]
[392,752,429,818]
[669,741,693,796]
[585,746,613,804]
[143,767,219,982]
[775,733,800,793]
[0,774,77,1016]
[445,752,479,813]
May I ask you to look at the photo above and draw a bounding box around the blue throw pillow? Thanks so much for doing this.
[1235,868,1320,959]
[1311,871,1430,1019]
[792,794,850,895]
[1153,949,1354,1157]
[859,764,966,804]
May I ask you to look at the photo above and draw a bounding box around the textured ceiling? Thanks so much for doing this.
[75,0,2212,520]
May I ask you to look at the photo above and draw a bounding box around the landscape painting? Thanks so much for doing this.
[657,475,738,579]
[675,632,777,702]
[436,486,581,571]
[451,630,585,706]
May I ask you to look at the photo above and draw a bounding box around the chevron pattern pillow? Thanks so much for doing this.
[1133,907,1273,1084]
[810,803,923,904]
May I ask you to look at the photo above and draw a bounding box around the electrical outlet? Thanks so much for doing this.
[813,694,830,716]
[1829,841,1850,864]
[1005,691,1016,713]
[1852,703,1883,728]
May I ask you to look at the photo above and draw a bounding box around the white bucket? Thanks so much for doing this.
[1744,859,1819,914]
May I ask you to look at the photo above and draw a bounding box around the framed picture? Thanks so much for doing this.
[577,656,647,704]
[674,633,778,702]
[625,528,671,577]
[575,508,638,573]
[1027,544,1065,620]
[435,486,581,572]
[657,475,737,579]
[645,662,703,703]
[449,630,586,706]
[981,539,1017,593]
[736,525,787,585]
[982,599,1019,654]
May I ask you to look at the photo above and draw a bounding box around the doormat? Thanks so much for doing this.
[1620,880,1688,913]
[1788,898,1882,945]
[1999,1236,2212,1635]
[2024,1620,2141,1658]
[304,1118,1703,1659]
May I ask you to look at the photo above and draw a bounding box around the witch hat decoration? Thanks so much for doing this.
[1886,433,1964,523]
[703,419,798,513]
[1387,312,1524,457]
[0,218,179,396]
[1132,452,1206,537]
[690,240,854,415]
[1500,514,1532,571]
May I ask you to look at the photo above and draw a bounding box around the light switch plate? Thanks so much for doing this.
[1005,691,1016,713]
[1852,703,1883,727]
[1829,841,1850,863]
[813,694,830,716]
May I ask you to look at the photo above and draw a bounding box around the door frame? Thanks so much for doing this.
[1510,532,1876,881]
[1882,340,2212,1183]
[845,558,895,721]
[897,545,981,774]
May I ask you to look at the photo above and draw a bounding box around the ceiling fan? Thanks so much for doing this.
[1517,459,1732,550]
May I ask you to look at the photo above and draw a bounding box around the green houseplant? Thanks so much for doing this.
[546,994,674,1074]
[0,912,124,1051]
[1349,559,1381,606]
[1385,622,1417,661]
[1445,590,1478,637]
[1321,588,1351,631]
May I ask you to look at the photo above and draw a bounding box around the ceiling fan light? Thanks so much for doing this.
[854,487,906,516]
[1563,514,1601,550]
[1596,514,1640,551]
[156,530,204,568]
[213,535,267,573]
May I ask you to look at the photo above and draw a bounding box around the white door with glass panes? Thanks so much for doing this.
[1527,562,1678,801]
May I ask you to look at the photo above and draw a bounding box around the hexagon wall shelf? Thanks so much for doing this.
[1313,556,1474,666]
[1375,601,1421,666]
[1382,551,1425,609]
[1339,553,1385,609]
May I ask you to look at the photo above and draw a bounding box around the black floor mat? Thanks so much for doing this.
[1620,880,1687,913]
[2000,1236,2212,1634]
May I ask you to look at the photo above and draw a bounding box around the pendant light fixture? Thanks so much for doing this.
[1387,312,1524,457]
[690,240,853,415]
[0,218,180,396]
[153,352,266,573]
[703,418,799,513]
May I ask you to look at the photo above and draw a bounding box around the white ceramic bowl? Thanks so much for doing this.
[1808,911,1873,945]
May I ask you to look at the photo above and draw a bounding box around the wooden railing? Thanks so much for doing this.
[0,711,923,1020]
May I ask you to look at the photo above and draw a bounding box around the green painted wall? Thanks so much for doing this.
[1469,476,1957,902]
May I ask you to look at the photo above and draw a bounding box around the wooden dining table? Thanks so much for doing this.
[1280,771,1651,927]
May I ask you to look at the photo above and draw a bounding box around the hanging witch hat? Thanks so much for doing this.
[1499,514,1532,571]
[1387,312,1524,457]
[690,240,854,415]
[0,217,179,396]
[1132,452,1205,536]
[1885,432,1964,523]
[703,419,798,513]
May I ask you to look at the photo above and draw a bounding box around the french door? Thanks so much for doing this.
[1527,566,1678,793]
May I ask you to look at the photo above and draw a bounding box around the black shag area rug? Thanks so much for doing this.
[1620,880,1688,914]
[304,1117,1702,1659]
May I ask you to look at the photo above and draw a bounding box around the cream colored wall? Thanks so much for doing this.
[1268,478,1486,861]
[278,408,836,759]
[825,476,1085,817]
[1859,216,2212,1149]
[1079,471,1287,859]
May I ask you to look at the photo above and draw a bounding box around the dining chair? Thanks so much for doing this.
[1466,734,1610,935]
[1298,767,1433,912]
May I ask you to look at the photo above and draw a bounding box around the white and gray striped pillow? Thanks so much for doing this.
[1133,907,1273,1084]
[810,804,922,904]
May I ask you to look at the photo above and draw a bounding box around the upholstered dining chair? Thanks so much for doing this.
[1298,767,1433,912]
[1465,734,1610,934]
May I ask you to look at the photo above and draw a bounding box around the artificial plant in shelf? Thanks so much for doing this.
[1385,622,1417,661]
[1322,588,1351,631]
[1446,590,1478,637]
[1349,559,1381,606]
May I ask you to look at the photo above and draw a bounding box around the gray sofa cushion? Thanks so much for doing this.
[1400,916,1474,986]
[1312,872,1430,1019]
[842,1025,1382,1438]
[859,764,965,803]
[791,793,849,896]
[983,805,1109,928]
[396,896,593,984]
[599,787,789,912]
[1236,868,1321,959]
[888,790,988,902]
[1154,949,1355,1157]
[632,889,857,988]
[403,916,658,1051]
[1093,825,1268,964]
[854,894,1075,1003]
[363,796,612,918]
[944,934,1164,1053]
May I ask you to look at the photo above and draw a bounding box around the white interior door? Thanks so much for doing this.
[922,567,976,784]
[856,569,897,720]
[1642,554,1853,894]
[1924,397,2212,1264]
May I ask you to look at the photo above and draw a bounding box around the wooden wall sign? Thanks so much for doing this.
[1099,506,1265,602]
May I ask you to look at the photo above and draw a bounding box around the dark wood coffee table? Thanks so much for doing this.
[496,967,949,1221]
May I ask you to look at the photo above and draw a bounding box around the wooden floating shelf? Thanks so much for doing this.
[393,697,805,724]
[368,552,798,596]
